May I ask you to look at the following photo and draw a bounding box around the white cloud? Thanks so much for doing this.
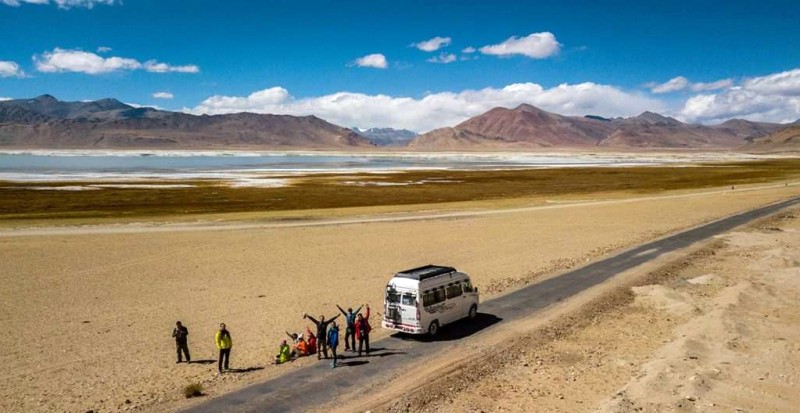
[427,53,457,64]
[690,78,733,92]
[351,53,388,69]
[678,68,800,124]
[649,76,690,94]
[462,46,476,54]
[152,92,174,99]
[0,60,25,77]
[742,68,800,96]
[0,97,12,101]
[412,36,452,52]
[96,46,112,53]
[648,76,732,94]
[2,0,117,8]
[479,32,561,59]
[33,48,200,75]
[190,82,661,133]
[143,60,200,73]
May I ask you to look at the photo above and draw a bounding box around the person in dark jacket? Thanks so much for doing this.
[336,304,363,352]
[303,312,339,360]
[327,322,340,368]
[355,305,371,356]
[172,321,191,363]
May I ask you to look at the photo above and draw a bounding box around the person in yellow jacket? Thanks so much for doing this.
[215,323,233,373]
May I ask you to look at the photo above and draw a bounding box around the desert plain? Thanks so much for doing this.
[1,158,800,413]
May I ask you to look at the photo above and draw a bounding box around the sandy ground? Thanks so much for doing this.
[365,204,800,413]
[1,183,799,413]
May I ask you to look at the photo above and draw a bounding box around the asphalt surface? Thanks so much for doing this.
[183,196,800,413]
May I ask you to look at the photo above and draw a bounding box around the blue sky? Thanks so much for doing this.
[1,0,799,131]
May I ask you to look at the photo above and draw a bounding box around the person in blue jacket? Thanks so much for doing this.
[327,322,340,368]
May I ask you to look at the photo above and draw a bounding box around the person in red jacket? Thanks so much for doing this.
[305,327,317,356]
[354,304,371,356]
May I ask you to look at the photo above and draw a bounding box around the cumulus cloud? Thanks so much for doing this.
[412,36,451,52]
[96,46,112,53]
[0,60,25,77]
[351,53,388,69]
[462,46,476,54]
[742,68,800,96]
[648,76,732,94]
[190,82,661,133]
[0,97,12,101]
[33,48,200,75]
[678,68,800,124]
[2,0,116,8]
[479,32,561,59]
[152,92,174,99]
[427,53,457,64]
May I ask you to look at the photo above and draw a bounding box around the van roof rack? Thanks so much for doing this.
[395,264,456,281]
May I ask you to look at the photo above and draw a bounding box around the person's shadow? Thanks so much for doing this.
[336,360,369,367]
[225,367,265,373]
[187,359,216,365]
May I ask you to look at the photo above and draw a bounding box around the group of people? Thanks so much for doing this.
[169,304,371,373]
[276,304,372,368]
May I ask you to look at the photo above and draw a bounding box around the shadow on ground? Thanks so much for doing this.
[187,359,216,365]
[392,313,502,342]
[226,367,265,374]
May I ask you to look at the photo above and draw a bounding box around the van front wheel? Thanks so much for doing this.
[468,305,478,320]
[428,320,439,337]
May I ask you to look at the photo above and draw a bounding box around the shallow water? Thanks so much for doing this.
[0,150,759,182]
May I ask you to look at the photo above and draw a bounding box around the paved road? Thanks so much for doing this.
[183,196,800,413]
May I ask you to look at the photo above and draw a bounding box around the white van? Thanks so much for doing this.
[382,265,479,336]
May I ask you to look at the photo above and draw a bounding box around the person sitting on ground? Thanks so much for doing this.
[274,340,291,364]
[305,327,318,355]
[336,304,363,352]
[285,331,301,344]
[292,335,309,358]
[172,321,191,363]
[355,304,371,357]
[304,312,340,360]
[327,321,340,368]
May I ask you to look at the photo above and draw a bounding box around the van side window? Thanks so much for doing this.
[446,283,462,299]
[463,280,473,293]
[422,290,439,306]
[434,286,447,303]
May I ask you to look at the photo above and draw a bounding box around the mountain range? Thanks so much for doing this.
[0,95,373,149]
[409,104,787,150]
[351,127,418,147]
[0,95,796,151]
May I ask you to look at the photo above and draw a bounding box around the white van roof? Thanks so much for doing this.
[394,265,457,281]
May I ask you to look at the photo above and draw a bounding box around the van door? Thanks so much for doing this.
[385,286,420,332]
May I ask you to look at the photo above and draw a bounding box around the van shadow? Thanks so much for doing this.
[391,313,502,342]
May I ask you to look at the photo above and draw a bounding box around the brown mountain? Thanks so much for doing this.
[0,95,374,150]
[742,125,800,152]
[410,105,785,149]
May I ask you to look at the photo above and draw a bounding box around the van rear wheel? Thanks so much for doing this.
[428,320,439,336]
[468,305,478,320]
